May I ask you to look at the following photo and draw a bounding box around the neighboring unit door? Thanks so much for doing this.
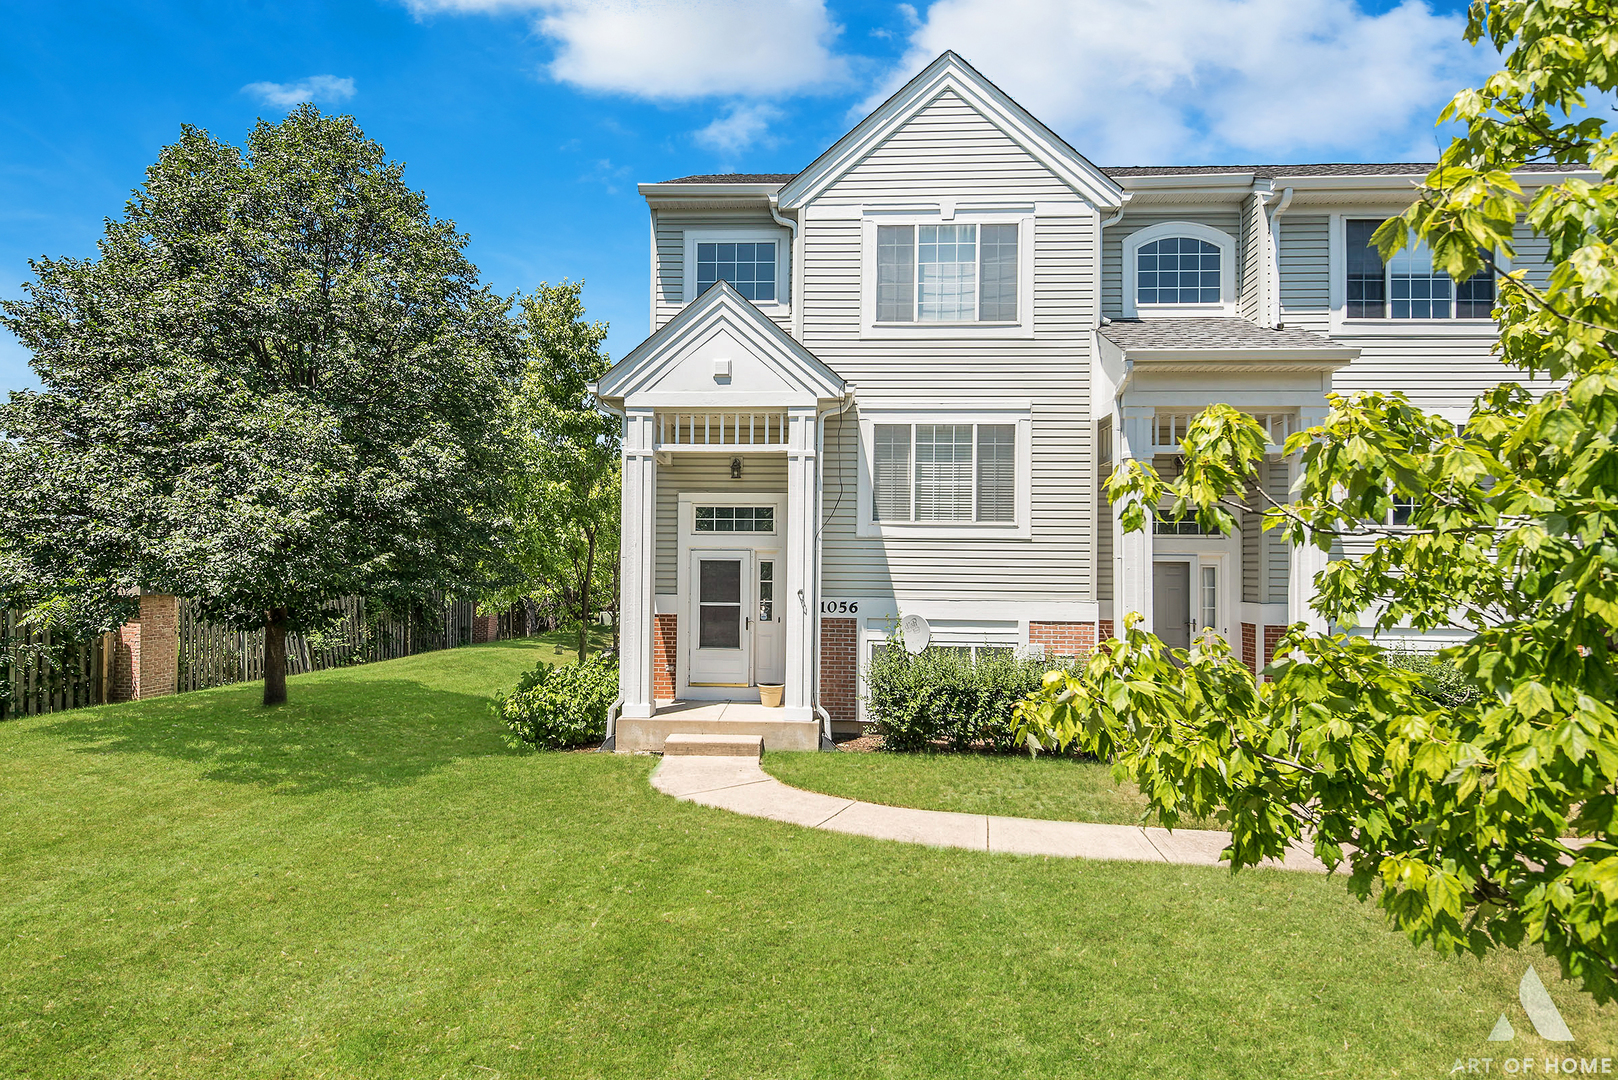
[1153,561,1191,650]
[689,551,752,687]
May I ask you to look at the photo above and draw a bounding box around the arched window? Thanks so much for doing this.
[1137,237,1221,305]
[1121,221,1235,316]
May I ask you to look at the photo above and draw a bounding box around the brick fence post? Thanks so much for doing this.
[110,593,179,702]
[472,612,500,644]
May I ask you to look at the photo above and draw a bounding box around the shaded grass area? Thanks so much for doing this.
[766,749,1167,826]
[3,640,1614,1078]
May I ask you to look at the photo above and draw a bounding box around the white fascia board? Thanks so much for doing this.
[1114,173,1256,192]
[1121,347,1358,365]
[776,51,1123,212]
[637,182,786,198]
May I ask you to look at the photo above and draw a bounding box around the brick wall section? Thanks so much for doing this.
[652,614,677,701]
[1263,624,1287,681]
[1098,620,1115,642]
[1028,621,1096,658]
[1241,622,1258,675]
[112,594,178,703]
[472,613,499,644]
[819,617,858,722]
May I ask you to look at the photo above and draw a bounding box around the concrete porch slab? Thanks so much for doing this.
[619,700,819,753]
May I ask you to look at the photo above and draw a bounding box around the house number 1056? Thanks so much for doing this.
[820,601,858,614]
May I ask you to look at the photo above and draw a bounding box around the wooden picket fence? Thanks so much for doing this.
[176,595,481,693]
[0,610,109,721]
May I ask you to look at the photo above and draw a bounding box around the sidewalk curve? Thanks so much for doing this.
[650,754,1327,872]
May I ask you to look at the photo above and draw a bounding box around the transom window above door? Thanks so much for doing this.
[695,505,774,533]
[876,223,1019,323]
[696,241,777,302]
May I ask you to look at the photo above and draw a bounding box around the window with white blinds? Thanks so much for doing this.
[875,223,1018,323]
[873,423,1016,523]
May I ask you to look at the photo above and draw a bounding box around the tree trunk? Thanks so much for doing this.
[264,607,289,706]
[578,528,597,661]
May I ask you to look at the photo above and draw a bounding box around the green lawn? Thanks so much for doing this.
[4,639,1615,1078]
[766,749,1171,826]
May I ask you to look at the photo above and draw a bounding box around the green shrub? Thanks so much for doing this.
[498,652,618,750]
[865,644,1057,753]
[1384,646,1486,708]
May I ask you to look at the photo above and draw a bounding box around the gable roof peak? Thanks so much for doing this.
[776,51,1123,211]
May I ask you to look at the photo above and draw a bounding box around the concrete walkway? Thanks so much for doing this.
[650,750,1327,872]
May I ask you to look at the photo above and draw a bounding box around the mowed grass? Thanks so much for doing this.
[765,749,1164,826]
[3,640,1615,1079]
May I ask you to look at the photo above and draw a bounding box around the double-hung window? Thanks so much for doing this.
[872,422,1016,523]
[1346,219,1495,320]
[876,223,1019,323]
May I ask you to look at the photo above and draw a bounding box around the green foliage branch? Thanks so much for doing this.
[497,651,619,750]
[1016,0,1618,998]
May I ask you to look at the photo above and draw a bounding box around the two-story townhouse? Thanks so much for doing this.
[592,51,1568,753]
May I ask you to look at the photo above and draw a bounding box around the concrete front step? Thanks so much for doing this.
[618,714,820,753]
[661,733,765,758]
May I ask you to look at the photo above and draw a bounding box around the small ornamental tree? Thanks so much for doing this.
[0,106,522,705]
[495,282,619,660]
[1015,1,1618,998]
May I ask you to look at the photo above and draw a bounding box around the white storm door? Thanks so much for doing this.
[689,550,752,687]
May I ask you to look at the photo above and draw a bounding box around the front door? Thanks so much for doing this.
[1153,561,1191,650]
[689,550,752,688]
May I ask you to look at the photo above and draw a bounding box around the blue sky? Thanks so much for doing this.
[2,0,1486,394]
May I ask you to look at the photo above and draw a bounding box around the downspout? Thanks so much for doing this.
[592,384,628,749]
[811,386,855,748]
[769,194,803,340]
[1095,196,1131,329]
[648,206,659,334]
[1265,186,1295,328]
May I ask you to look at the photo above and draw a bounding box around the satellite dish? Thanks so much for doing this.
[900,614,931,655]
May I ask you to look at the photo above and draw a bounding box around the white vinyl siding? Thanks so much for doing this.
[1265,460,1290,604]
[1237,192,1265,323]
[1277,215,1330,333]
[652,209,789,333]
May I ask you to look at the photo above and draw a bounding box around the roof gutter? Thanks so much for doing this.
[768,194,803,340]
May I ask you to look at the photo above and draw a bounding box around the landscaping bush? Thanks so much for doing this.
[865,644,1055,753]
[498,651,618,749]
[1383,646,1486,708]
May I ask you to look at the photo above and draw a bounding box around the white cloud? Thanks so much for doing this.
[405,0,847,99]
[869,0,1495,164]
[241,75,358,108]
[694,103,783,155]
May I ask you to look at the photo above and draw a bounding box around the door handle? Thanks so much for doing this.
[746,616,751,629]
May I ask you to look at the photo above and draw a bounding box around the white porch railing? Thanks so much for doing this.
[1150,410,1299,452]
[656,411,790,450]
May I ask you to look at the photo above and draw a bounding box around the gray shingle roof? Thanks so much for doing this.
[661,173,799,184]
[1101,162,1573,178]
[1100,318,1347,351]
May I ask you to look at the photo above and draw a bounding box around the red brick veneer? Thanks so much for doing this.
[112,594,178,702]
[819,617,858,721]
[1241,622,1257,674]
[1028,621,1097,657]
[1262,624,1287,681]
[652,614,677,700]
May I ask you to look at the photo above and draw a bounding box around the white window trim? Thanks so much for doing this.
[859,212,1035,339]
[681,227,790,309]
[855,409,1032,539]
[1327,212,1507,337]
[1122,220,1237,318]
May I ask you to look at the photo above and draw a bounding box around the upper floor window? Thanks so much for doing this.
[873,422,1015,523]
[1137,237,1221,305]
[876,223,1018,323]
[696,241,776,303]
[1346,219,1495,320]
[1121,221,1235,317]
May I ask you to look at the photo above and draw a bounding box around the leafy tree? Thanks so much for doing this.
[495,282,620,660]
[0,106,522,705]
[1016,1,1618,998]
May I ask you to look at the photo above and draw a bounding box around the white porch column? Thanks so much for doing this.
[783,406,818,721]
[1115,405,1156,633]
[619,408,658,719]
[1286,405,1331,635]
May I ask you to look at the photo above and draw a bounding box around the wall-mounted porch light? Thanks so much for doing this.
[730,456,744,480]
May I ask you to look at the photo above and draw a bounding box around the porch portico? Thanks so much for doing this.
[594,282,847,751]
[1097,319,1357,671]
